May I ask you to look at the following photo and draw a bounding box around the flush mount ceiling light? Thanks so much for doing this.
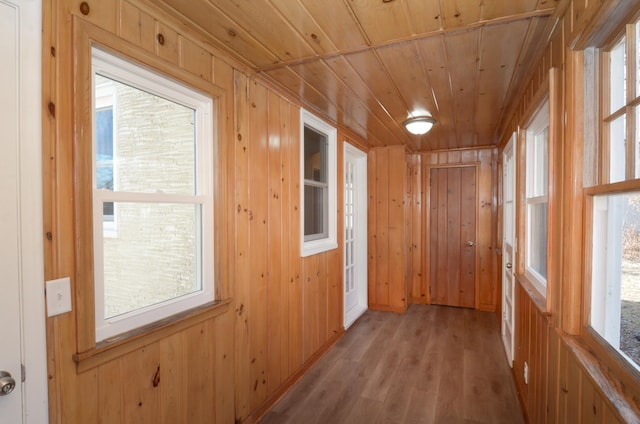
[403,116,435,135]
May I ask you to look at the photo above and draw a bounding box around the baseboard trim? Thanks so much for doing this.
[246,329,345,423]
[368,303,407,314]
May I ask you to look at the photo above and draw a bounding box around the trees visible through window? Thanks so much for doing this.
[587,14,640,373]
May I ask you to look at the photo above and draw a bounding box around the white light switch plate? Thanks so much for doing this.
[46,277,72,317]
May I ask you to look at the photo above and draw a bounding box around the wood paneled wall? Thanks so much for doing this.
[368,146,408,313]
[42,0,350,423]
[416,148,498,311]
[499,0,640,422]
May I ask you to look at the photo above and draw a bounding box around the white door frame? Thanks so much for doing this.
[343,142,368,329]
[0,0,48,421]
[501,133,516,367]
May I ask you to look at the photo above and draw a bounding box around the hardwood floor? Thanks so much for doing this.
[260,305,524,424]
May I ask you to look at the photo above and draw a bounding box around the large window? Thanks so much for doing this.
[91,48,214,342]
[300,109,337,257]
[524,100,549,296]
[586,14,640,374]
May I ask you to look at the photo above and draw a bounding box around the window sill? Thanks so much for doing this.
[563,333,640,423]
[73,298,231,373]
[301,238,338,257]
[516,273,550,316]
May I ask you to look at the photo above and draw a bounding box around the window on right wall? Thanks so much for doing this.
[524,99,550,298]
[586,14,640,374]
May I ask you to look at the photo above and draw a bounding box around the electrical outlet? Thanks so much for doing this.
[524,361,529,385]
[46,277,72,317]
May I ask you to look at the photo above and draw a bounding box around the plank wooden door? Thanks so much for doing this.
[429,166,477,308]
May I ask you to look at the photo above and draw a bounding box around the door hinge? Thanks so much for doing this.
[21,364,25,383]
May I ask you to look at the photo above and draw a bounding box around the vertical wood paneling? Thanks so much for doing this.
[388,146,406,308]
[185,322,216,422]
[407,154,424,303]
[248,80,269,410]
[180,37,213,81]
[155,22,180,64]
[122,345,161,423]
[234,70,252,421]
[45,2,349,424]
[158,332,185,423]
[375,148,390,307]
[368,146,408,313]
[287,104,304,377]
[368,149,378,306]
[278,99,291,384]
[120,1,155,53]
[267,90,283,396]
[97,360,123,423]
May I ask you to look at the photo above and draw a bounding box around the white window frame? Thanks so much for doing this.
[524,99,549,297]
[300,108,338,257]
[91,47,214,342]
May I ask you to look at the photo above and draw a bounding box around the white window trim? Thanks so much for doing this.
[300,108,338,257]
[91,47,215,342]
[524,99,549,297]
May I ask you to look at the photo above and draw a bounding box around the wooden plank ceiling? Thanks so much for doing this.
[152,0,561,151]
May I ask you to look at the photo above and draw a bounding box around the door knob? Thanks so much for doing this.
[467,241,475,246]
[506,263,512,269]
[0,371,15,396]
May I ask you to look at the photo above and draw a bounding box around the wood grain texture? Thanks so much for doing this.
[368,146,408,313]
[44,2,351,424]
[421,148,496,311]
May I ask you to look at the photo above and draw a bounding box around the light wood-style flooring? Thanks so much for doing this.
[260,305,524,424]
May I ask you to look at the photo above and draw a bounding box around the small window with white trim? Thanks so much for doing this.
[92,47,214,341]
[300,109,337,257]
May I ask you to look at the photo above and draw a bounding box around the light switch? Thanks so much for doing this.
[46,277,72,317]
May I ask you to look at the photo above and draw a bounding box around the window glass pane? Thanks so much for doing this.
[637,21,640,97]
[636,106,640,179]
[610,114,627,183]
[530,126,549,197]
[304,185,326,237]
[610,39,627,114]
[95,74,196,195]
[304,126,327,183]
[103,202,201,319]
[527,202,548,279]
[591,192,640,371]
[96,107,114,219]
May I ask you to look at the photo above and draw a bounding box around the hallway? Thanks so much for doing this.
[261,305,524,423]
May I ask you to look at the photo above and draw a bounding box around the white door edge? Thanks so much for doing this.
[501,133,516,368]
[343,142,367,330]
[15,0,49,421]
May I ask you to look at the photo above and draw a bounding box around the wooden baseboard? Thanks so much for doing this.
[246,329,345,423]
[368,304,407,314]
[409,297,429,305]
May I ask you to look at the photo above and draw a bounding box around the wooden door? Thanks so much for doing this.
[429,166,477,308]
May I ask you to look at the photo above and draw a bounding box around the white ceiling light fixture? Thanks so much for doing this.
[403,115,435,135]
